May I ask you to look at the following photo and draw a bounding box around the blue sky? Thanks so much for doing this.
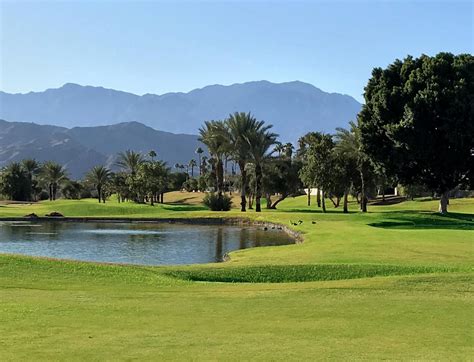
[1,0,472,102]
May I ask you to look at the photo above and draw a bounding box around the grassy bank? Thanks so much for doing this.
[0,194,472,359]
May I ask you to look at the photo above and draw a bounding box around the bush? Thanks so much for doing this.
[38,190,50,201]
[182,178,198,192]
[197,175,208,192]
[203,192,232,211]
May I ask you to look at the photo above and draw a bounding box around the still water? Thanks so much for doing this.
[0,221,294,265]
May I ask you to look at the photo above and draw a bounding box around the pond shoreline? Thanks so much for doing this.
[0,216,303,244]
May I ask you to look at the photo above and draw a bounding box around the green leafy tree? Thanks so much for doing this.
[262,156,302,209]
[298,132,334,213]
[334,125,364,213]
[358,52,474,213]
[62,180,84,200]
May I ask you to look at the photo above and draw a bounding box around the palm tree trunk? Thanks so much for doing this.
[97,186,101,203]
[255,163,262,212]
[216,158,224,196]
[317,188,321,207]
[198,154,202,176]
[321,189,326,213]
[238,160,247,212]
[343,190,349,213]
[307,186,311,206]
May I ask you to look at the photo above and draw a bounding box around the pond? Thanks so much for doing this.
[0,221,294,265]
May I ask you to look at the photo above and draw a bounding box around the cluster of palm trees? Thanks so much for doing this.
[199,112,278,212]
[86,150,170,204]
[0,159,67,201]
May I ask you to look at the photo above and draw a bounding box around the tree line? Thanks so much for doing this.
[1,53,471,213]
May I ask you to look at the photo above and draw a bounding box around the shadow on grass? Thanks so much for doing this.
[369,212,474,230]
[162,205,208,212]
[166,197,198,205]
[165,264,456,283]
[279,208,357,214]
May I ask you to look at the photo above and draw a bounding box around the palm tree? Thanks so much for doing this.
[199,120,229,198]
[116,150,144,175]
[274,142,284,157]
[148,150,157,161]
[189,159,197,178]
[41,162,67,201]
[245,126,278,212]
[284,142,294,159]
[195,147,204,175]
[22,159,40,179]
[226,112,272,212]
[334,121,367,212]
[87,165,111,203]
[21,159,40,201]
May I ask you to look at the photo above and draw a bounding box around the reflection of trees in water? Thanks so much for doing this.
[215,227,223,261]
[239,228,249,249]
[1,221,65,241]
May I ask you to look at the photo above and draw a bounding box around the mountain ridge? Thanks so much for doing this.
[0,80,361,141]
[0,119,203,178]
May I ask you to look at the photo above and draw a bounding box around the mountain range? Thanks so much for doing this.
[0,80,362,178]
[0,80,361,142]
[0,120,202,178]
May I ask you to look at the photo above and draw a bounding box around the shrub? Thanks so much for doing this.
[203,192,232,211]
[182,178,198,192]
[38,190,50,201]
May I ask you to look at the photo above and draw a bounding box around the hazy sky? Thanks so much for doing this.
[1,0,472,101]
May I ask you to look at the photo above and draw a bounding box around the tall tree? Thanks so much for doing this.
[298,132,334,213]
[189,159,197,178]
[21,159,40,201]
[116,150,144,176]
[334,124,363,213]
[358,53,474,213]
[195,147,204,175]
[148,150,157,161]
[0,162,31,201]
[41,162,67,201]
[245,126,278,212]
[199,120,229,205]
[226,112,272,212]
[87,165,111,203]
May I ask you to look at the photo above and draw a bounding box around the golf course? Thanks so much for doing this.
[0,193,472,360]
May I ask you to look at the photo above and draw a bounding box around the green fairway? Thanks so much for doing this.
[0,195,473,359]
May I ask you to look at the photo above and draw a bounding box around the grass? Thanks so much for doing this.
[0,194,473,359]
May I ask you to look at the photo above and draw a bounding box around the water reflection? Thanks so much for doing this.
[0,222,294,265]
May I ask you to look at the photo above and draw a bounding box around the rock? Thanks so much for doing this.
[24,213,39,218]
[45,211,64,217]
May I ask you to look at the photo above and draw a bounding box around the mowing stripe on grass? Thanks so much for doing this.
[165,264,458,283]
